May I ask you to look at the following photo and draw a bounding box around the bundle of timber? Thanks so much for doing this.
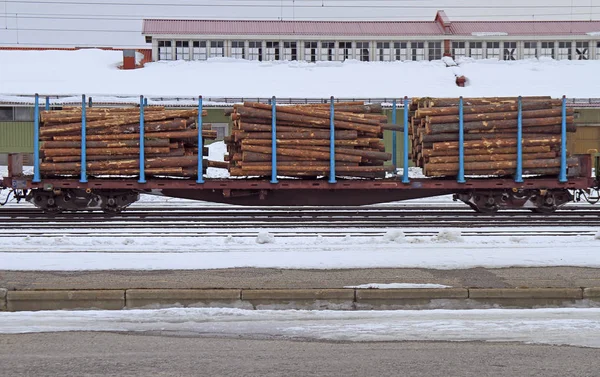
[38,106,222,177]
[226,101,396,178]
[409,97,578,177]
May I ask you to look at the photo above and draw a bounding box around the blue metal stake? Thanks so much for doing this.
[138,95,146,184]
[196,96,204,183]
[515,95,524,183]
[402,96,410,184]
[391,99,397,172]
[329,96,337,184]
[559,95,568,183]
[457,96,466,183]
[80,94,88,183]
[45,96,49,111]
[32,94,41,183]
[270,96,278,184]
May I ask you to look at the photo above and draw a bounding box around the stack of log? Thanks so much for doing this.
[226,101,397,178]
[409,97,578,177]
[38,106,222,177]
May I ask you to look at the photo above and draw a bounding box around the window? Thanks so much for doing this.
[338,41,352,61]
[265,41,280,61]
[356,42,370,61]
[486,41,500,59]
[428,42,442,61]
[393,42,408,61]
[558,41,572,60]
[523,41,537,59]
[576,41,589,60]
[304,41,318,62]
[175,40,189,60]
[411,41,425,61]
[469,41,483,59]
[248,41,262,61]
[320,41,335,61]
[231,41,245,59]
[0,107,33,122]
[210,41,224,57]
[597,42,600,60]
[210,123,229,140]
[503,42,517,60]
[376,42,391,61]
[192,41,207,60]
[158,40,172,61]
[283,41,297,61]
[0,107,13,121]
[452,41,466,59]
[540,41,555,58]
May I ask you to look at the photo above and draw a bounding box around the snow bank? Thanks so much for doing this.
[2,49,600,98]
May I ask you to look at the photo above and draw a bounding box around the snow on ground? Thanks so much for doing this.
[1,230,599,270]
[1,307,599,348]
[2,49,600,98]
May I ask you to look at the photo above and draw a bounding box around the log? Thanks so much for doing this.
[420,130,570,143]
[234,106,382,134]
[425,96,552,108]
[433,137,562,151]
[41,147,171,157]
[424,145,552,157]
[425,157,570,173]
[229,168,387,178]
[427,151,557,164]
[233,130,358,141]
[301,146,392,161]
[245,102,384,126]
[241,139,372,147]
[425,116,575,134]
[48,149,185,163]
[51,129,201,141]
[427,108,574,124]
[415,101,558,117]
[40,156,201,172]
[231,165,393,173]
[240,145,362,163]
[40,110,199,136]
[239,161,358,168]
[240,152,316,162]
[41,139,170,149]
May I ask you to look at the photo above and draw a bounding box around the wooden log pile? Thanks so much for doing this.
[226,102,395,178]
[38,106,218,177]
[408,97,578,177]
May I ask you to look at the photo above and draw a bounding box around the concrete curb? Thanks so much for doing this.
[6,290,125,311]
[0,289,6,311]
[126,289,243,309]
[1,287,599,312]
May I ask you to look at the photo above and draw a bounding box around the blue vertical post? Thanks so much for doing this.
[196,96,204,184]
[457,96,466,183]
[402,96,410,183]
[80,94,88,183]
[45,96,50,111]
[32,94,41,183]
[559,95,568,182]
[138,95,146,184]
[329,96,337,184]
[391,99,397,172]
[515,96,524,183]
[270,96,278,184]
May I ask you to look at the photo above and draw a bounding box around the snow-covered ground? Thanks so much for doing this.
[1,307,599,348]
[2,49,600,98]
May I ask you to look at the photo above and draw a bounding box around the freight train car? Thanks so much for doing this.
[1,95,599,213]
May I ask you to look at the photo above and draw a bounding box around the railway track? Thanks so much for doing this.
[0,205,598,229]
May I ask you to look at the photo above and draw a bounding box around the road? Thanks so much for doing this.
[0,332,598,377]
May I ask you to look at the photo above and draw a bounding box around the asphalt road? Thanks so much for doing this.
[0,332,598,377]
[3,266,600,290]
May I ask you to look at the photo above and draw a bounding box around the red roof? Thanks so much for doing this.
[143,18,600,38]
[450,21,600,36]
[142,19,444,36]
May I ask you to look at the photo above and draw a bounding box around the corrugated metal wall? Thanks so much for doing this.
[0,122,33,153]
